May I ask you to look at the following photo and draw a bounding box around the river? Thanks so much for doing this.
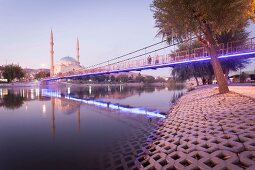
[0,84,185,170]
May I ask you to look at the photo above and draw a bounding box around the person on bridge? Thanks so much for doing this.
[155,56,159,64]
[147,55,152,64]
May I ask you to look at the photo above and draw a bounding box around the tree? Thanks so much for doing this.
[2,64,24,82]
[172,40,214,85]
[116,74,129,83]
[172,29,250,85]
[110,75,116,82]
[156,77,166,83]
[144,76,155,83]
[35,71,50,80]
[151,0,255,93]
[240,72,248,83]
[173,62,214,85]
[94,75,107,82]
[135,73,144,82]
[216,29,250,75]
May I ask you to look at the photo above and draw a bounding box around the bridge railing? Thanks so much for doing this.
[52,37,255,79]
[103,37,251,73]
[96,37,255,71]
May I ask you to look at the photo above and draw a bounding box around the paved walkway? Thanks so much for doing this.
[229,86,255,99]
[135,87,255,170]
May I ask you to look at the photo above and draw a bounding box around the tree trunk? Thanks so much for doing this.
[194,75,199,86]
[204,26,229,94]
[192,64,199,86]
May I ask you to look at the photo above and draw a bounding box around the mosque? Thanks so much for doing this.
[50,29,84,76]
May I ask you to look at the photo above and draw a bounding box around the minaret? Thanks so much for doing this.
[76,37,80,63]
[50,29,54,77]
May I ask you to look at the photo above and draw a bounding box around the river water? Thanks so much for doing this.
[0,84,185,170]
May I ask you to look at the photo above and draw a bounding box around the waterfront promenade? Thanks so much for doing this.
[136,86,255,169]
[229,86,255,99]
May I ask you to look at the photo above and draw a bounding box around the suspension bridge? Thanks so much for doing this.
[43,37,255,82]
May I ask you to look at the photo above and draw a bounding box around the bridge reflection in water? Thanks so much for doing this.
[0,86,185,169]
[41,88,165,169]
[42,88,166,119]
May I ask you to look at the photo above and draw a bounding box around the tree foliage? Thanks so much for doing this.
[216,29,250,74]
[151,0,255,93]
[144,76,155,84]
[172,62,214,85]
[2,64,24,82]
[172,28,250,85]
[151,0,254,42]
[35,71,50,80]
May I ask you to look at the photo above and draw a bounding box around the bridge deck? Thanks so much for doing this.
[44,37,255,81]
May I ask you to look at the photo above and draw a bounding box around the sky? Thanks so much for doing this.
[0,0,254,77]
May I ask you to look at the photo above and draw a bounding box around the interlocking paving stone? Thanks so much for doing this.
[135,87,255,170]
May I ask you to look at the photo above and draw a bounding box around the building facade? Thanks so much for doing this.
[54,56,82,75]
[50,30,83,76]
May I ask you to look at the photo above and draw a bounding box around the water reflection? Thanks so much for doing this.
[49,96,83,137]
[0,88,50,109]
[50,97,56,137]
[1,91,24,109]
[0,84,185,170]
[63,84,184,102]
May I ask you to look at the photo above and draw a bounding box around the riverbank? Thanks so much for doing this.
[135,86,255,169]
[59,81,177,87]
[0,82,39,88]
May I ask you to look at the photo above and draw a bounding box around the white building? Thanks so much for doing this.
[50,29,84,76]
[54,56,83,75]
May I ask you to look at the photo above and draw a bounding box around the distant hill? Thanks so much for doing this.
[23,68,50,74]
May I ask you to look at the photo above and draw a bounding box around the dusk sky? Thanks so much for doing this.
[0,0,254,76]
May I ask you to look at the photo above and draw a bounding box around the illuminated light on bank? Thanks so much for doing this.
[89,86,92,95]
[0,78,8,82]
[36,88,40,97]
[41,89,61,98]
[42,104,46,116]
[31,89,34,100]
[87,100,94,105]
[2,89,8,95]
[65,96,81,102]
[109,104,119,110]
[67,87,70,95]
[42,89,165,118]
[93,101,108,107]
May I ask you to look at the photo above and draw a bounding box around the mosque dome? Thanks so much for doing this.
[56,56,78,66]
[54,56,82,75]
[60,56,77,63]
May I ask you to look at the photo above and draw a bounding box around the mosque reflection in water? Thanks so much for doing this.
[0,88,82,137]
[0,85,176,136]
[0,85,184,169]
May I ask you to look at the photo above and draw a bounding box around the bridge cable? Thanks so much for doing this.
[97,36,197,68]
[86,40,168,69]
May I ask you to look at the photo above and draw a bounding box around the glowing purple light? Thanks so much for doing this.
[41,89,165,118]
[43,51,255,82]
